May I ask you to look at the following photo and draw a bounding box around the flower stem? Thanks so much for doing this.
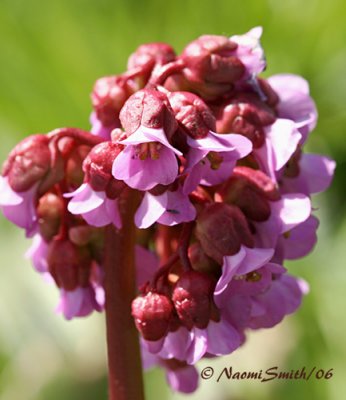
[104,190,144,400]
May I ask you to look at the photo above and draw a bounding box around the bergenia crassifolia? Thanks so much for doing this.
[0,27,335,398]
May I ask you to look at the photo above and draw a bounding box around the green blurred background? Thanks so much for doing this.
[0,0,345,399]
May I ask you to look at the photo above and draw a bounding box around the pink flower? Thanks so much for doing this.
[112,127,182,190]
[135,186,196,229]
[57,285,104,320]
[184,131,252,193]
[65,183,122,228]
[267,74,317,143]
[0,176,38,236]
[230,26,266,78]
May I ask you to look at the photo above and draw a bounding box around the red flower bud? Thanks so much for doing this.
[188,242,220,275]
[168,91,216,139]
[215,93,276,148]
[131,291,174,341]
[181,35,245,100]
[127,43,176,82]
[91,76,135,126]
[120,89,178,140]
[37,193,64,241]
[215,166,280,222]
[47,239,92,291]
[83,141,124,195]
[196,203,254,263]
[2,134,51,192]
[172,271,216,329]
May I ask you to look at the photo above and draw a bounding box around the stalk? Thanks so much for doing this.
[104,190,144,400]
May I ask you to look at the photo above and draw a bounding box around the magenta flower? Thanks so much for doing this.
[249,272,309,329]
[184,131,252,193]
[135,186,196,229]
[267,73,317,143]
[25,234,49,274]
[0,176,38,236]
[112,127,182,191]
[280,153,336,196]
[57,285,104,320]
[141,345,199,394]
[230,26,266,78]
[65,183,122,228]
[254,118,302,180]
[254,193,311,249]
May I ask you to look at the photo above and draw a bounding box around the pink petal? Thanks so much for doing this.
[120,126,182,156]
[206,320,241,356]
[135,192,167,229]
[67,184,105,214]
[0,176,23,205]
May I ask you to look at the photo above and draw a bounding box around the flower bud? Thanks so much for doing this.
[168,92,216,139]
[91,76,135,126]
[83,141,124,195]
[131,291,174,341]
[216,166,280,222]
[172,271,215,329]
[127,43,176,82]
[215,93,276,148]
[37,193,64,241]
[120,89,178,140]
[181,35,245,100]
[196,203,254,263]
[2,134,51,192]
[47,239,91,291]
[188,242,220,275]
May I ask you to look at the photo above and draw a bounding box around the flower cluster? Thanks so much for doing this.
[0,27,335,393]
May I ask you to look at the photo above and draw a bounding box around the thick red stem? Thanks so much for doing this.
[104,190,144,400]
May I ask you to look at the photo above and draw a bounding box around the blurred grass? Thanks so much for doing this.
[0,0,345,399]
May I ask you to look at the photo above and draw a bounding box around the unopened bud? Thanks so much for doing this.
[216,166,280,222]
[47,239,91,291]
[181,35,245,100]
[83,141,123,194]
[132,291,173,341]
[120,89,178,140]
[172,271,215,329]
[37,193,64,241]
[2,135,51,192]
[91,76,135,126]
[188,243,220,275]
[127,43,176,82]
[196,203,254,263]
[168,92,215,139]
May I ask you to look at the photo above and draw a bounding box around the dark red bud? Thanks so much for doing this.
[2,134,51,192]
[127,43,176,81]
[215,166,280,222]
[172,271,216,329]
[231,166,280,201]
[131,292,174,341]
[188,243,220,275]
[37,193,64,241]
[91,76,135,126]
[180,35,245,100]
[168,91,216,138]
[83,141,122,193]
[196,203,254,263]
[47,239,92,291]
[120,89,178,140]
[65,145,91,189]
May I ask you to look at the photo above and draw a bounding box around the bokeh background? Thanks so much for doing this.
[0,0,345,399]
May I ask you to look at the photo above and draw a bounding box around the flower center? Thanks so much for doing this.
[136,142,162,160]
